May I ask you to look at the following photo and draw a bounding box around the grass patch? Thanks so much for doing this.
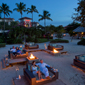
[0,43,6,47]
[50,39,69,43]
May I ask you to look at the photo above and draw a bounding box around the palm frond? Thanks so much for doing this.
[46,17,53,21]
[39,14,43,17]
[13,8,18,11]
[38,18,44,21]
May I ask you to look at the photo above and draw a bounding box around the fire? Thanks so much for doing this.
[53,49,58,53]
[20,45,22,48]
[29,54,35,59]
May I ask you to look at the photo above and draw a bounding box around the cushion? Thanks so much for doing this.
[79,56,85,61]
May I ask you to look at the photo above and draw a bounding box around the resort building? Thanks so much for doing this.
[19,17,39,27]
[73,26,85,38]
[19,17,32,27]
[31,22,39,27]
[0,18,15,25]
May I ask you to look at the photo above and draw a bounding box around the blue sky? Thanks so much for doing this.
[0,0,78,26]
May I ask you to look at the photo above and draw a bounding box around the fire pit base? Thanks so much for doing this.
[27,59,39,63]
[26,56,39,63]
[51,52,61,56]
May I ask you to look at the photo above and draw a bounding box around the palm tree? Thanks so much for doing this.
[38,10,52,33]
[0,3,12,30]
[0,3,12,43]
[0,7,2,18]
[13,2,26,18]
[27,5,38,26]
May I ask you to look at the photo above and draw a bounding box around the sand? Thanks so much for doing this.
[0,34,85,85]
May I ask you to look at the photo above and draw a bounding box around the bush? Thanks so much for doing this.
[38,36,53,39]
[26,37,35,42]
[7,38,22,44]
[15,39,23,44]
[0,43,6,47]
[0,38,4,43]
[77,39,85,45]
[57,33,63,38]
[50,39,69,43]
[37,38,48,43]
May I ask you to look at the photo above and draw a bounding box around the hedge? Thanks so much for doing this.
[50,39,69,43]
[0,43,6,47]
[77,38,85,45]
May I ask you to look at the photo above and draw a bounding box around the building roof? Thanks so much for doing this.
[0,18,15,20]
[73,26,85,32]
[19,17,32,20]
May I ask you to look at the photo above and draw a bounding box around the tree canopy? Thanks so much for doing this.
[72,0,85,27]
[13,2,26,18]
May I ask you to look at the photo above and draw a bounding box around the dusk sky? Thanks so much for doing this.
[0,0,78,26]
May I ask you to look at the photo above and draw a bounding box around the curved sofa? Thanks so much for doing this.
[25,44,39,49]
[8,50,28,59]
[73,54,85,69]
[23,63,58,85]
[47,43,64,51]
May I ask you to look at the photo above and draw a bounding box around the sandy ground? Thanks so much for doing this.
[0,34,85,85]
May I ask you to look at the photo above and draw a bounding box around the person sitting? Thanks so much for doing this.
[16,47,22,54]
[10,46,17,55]
[36,59,51,79]
[31,61,42,80]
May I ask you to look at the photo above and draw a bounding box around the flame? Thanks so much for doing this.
[53,49,58,53]
[29,54,35,59]
[20,45,22,48]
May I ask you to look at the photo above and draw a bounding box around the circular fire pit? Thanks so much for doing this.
[26,54,39,63]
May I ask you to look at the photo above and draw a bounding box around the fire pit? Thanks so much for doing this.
[26,54,39,63]
[51,49,60,56]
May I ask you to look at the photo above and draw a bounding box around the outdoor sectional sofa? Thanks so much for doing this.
[23,63,59,85]
[25,42,39,49]
[8,50,28,59]
[73,54,85,69]
[47,43,64,51]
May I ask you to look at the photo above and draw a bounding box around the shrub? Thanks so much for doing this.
[7,38,22,44]
[37,38,48,43]
[0,43,6,47]
[38,36,53,39]
[0,38,4,43]
[15,39,23,44]
[77,39,85,45]
[7,38,14,44]
[26,37,35,42]
[57,33,63,38]
[50,39,69,43]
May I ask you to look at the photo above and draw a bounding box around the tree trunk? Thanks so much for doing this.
[0,12,1,18]
[44,19,46,33]
[4,13,6,43]
[32,12,33,27]
[4,13,5,31]
[24,33,25,44]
